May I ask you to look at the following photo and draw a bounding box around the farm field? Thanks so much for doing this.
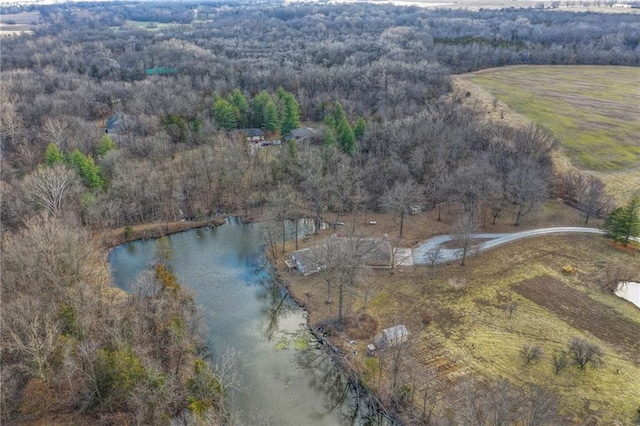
[458,65,640,202]
[281,203,640,424]
[0,12,39,36]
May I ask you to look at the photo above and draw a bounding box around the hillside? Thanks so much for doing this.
[281,203,640,425]
[457,65,640,203]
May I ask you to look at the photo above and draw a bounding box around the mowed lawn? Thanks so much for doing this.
[464,66,640,174]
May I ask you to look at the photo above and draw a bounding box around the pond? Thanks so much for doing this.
[108,217,370,425]
[616,281,640,309]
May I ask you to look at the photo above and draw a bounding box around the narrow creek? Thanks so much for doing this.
[108,217,372,425]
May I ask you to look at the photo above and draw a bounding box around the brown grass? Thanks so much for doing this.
[280,203,640,424]
[97,218,225,248]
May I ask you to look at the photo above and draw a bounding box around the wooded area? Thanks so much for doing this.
[1,1,638,424]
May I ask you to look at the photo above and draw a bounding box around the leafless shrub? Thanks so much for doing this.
[552,350,570,374]
[521,343,543,364]
[603,265,634,293]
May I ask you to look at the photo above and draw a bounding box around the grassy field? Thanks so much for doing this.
[458,66,640,202]
[280,203,640,424]
[0,12,39,36]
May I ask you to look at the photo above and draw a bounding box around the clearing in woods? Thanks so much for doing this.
[281,206,640,425]
[457,65,640,203]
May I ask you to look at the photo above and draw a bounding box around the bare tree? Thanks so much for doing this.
[513,124,558,167]
[41,116,70,150]
[578,175,606,224]
[562,170,585,205]
[21,165,81,217]
[520,384,559,426]
[380,179,423,238]
[506,158,548,226]
[269,183,296,253]
[300,151,328,234]
[1,296,59,380]
[602,264,634,293]
[315,235,378,324]
[521,343,543,364]
[568,337,604,370]
[452,213,477,266]
[552,350,569,374]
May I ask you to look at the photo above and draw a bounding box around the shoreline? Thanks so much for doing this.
[277,270,401,424]
[97,217,227,249]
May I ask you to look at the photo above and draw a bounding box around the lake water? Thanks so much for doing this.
[616,281,640,309]
[108,217,368,425]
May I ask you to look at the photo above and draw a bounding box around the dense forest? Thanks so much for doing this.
[1,1,638,424]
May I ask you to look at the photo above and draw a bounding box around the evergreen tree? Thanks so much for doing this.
[44,143,65,166]
[68,149,104,191]
[323,115,336,131]
[602,197,640,245]
[227,89,249,128]
[212,97,237,131]
[324,127,337,147]
[354,117,367,139]
[97,135,117,156]
[280,93,300,135]
[263,99,280,132]
[250,90,271,128]
[332,103,346,128]
[337,117,356,156]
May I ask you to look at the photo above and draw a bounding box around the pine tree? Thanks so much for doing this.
[280,93,300,135]
[212,98,237,131]
[602,197,640,245]
[97,135,117,156]
[332,103,346,128]
[337,117,356,156]
[68,149,104,191]
[263,99,280,132]
[354,117,366,139]
[227,89,249,128]
[44,143,65,166]
[250,91,271,128]
[324,127,337,147]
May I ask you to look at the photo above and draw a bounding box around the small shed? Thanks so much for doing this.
[374,325,408,349]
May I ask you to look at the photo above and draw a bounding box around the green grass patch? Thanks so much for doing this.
[273,336,289,351]
[465,66,640,172]
[293,334,310,351]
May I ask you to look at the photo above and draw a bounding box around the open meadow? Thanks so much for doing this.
[280,202,640,424]
[458,65,640,203]
[0,12,39,36]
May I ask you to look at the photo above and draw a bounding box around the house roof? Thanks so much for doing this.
[290,236,393,276]
[290,248,322,276]
[329,236,393,267]
[243,128,264,137]
[376,325,408,347]
[290,127,317,138]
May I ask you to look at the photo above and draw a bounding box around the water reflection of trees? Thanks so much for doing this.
[295,347,395,426]
[295,348,356,424]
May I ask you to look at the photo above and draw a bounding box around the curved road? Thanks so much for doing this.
[411,227,610,265]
